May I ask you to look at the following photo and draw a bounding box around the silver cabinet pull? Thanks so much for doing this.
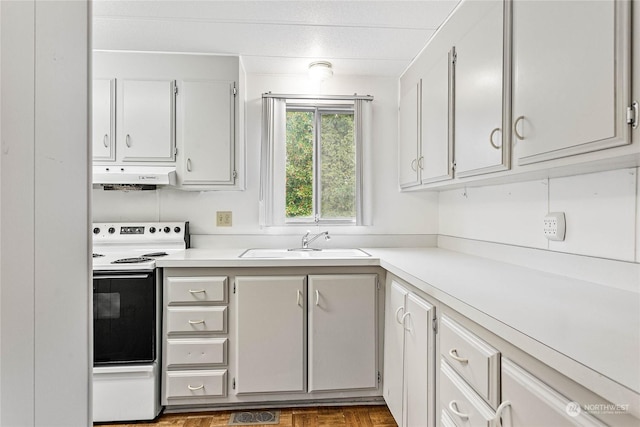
[417,156,424,170]
[103,134,109,148]
[395,306,405,325]
[489,127,501,149]
[188,319,205,325]
[188,289,206,294]
[448,401,469,420]
[187,384,204,391]
[125,134,131,147]
[296,289,302,307]
[186,158,192,172]
[448,348,469,364]
[401,312,411,332]
[410,158,417,171]
[513,116,525,140]
[314,289,320,306]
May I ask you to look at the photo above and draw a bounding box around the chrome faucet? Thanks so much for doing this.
[301,230,330,250]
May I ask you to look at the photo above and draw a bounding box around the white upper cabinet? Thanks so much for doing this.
[399,79,422,188]
[121,79,176,162]
[453,0,509,176]
[177,80,236,187]
[92,78,116,161]
[512,0,631,165]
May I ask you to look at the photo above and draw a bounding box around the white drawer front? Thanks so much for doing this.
[440,360,495,427]
[167,276,227,303]
[441,314,500,405]
[167,306,227,334]
[166,369,227,399]
[166,338,227,366]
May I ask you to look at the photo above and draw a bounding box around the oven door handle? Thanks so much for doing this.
[93,274,151,280]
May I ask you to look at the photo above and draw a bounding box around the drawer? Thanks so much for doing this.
[440,359,495,427]
[166,338,228,366]
[167,306,227,334]
[167,276,227,304]
[440,314,500,406]
[166,369,227,399]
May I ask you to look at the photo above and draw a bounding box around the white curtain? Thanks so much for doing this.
[259,97,287,227]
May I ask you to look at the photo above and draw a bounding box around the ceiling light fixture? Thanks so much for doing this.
[308,61,333,81]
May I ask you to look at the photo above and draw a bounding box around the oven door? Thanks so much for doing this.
[93,270,156,365]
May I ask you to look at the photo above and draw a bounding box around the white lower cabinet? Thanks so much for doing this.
[499,358,606,427]
[235,275,306,394]
[235,273,379,395]
[383,277,436,427]
[162,273,229,405]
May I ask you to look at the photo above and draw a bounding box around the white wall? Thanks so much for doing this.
[0,1,91,425]
[438,167,640,291]
[93,71,439,247]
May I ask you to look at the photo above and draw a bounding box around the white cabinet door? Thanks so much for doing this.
[421,47,453,184]
[92,78,115,161]
[235,276,306,394]
[403,293,435,427]
[399,80,421,188]
[121,79,176,162]
[178,80,235,186]
[500,358,606,427]
[383,281,409,425]
[308,274,377,392]
[513,0,631,165]
[453,0,508,177]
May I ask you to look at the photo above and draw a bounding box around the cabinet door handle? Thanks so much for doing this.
[513,116,525,140]
[187,158,192,172]
[103,134,109,148]
[188,319,205,325]
[417,156,424,170]
[448,401,469,420]
[296,289,302,307]
[395,306,405,325]
[448,348,469,364]
[314,289,320,306]
[401,312,411,332]
[125,134,132,147]
[489,127,501,149]
[187,384,204,391]
[410,158,417,171]
[188,289,206,294]
[493,400,512,426]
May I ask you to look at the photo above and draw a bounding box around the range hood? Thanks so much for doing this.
[93,166,177,187]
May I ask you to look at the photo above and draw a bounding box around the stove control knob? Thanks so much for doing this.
[108,227,115,234]
[174,226,181,233]
[93,227,100,235]
[164,226,171,233]
[149,227,156,233]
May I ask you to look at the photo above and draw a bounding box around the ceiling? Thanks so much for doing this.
[92,0,461,78]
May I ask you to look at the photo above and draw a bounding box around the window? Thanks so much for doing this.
[286,105,356,223]
[261,95,373,227]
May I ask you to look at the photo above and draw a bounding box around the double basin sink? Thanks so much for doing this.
[239,248,371,259]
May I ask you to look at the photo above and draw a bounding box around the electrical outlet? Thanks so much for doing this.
[216,211,232,227]
[544,212,566,241]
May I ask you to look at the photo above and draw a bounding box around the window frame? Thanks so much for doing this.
[285,103,357,225]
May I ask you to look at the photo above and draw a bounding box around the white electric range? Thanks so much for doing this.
[92,222,189,423]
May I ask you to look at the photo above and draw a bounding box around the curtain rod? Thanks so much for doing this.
[262,93,373,101]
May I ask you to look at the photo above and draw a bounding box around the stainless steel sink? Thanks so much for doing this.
[239,248,371,259]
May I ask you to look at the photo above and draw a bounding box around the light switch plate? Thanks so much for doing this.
[544,212,566,241]
[216,211,232,227]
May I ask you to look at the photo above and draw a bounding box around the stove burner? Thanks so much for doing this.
[141,252,168,258]
[111,257,153,264]
[93,253,105,258]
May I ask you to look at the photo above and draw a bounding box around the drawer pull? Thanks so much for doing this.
[449,348,469,364]
[448,400,469,420]
[188,319,205,325]
[188,289,206,294]
[494,400,512,426]
[187,384,204,391]
[395,306,405,325]
[296,289,303,307]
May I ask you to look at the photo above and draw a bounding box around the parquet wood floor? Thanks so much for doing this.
[95,405,398,427]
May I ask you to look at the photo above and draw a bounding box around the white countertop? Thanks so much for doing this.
[157,246,640,399]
